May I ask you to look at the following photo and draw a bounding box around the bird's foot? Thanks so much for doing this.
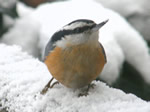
[78,83,96,97]
[78,91,89,97]
[87,83,96,90]
[40,77,59,95]
[50,81,59,88]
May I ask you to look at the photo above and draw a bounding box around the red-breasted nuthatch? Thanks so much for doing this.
[41,19,108,95]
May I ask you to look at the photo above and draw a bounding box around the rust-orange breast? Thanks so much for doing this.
[44,44,106,89]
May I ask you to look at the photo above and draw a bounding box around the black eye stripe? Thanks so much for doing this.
[51,24,96,42]
[73,24,96,33]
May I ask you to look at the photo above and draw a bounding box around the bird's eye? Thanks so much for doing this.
[75,28,80,32]
[73,26,92,34]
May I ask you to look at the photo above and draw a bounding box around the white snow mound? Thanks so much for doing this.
[1,17,40,57]
[0,44,150,112]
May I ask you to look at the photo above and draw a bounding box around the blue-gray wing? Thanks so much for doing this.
[44,41,54,59]
[44,30,65,60]
[99,42,107,63]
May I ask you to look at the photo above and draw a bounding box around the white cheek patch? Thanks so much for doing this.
[55,34,89,48]
[55,37,67,49]
[66,34,87,44]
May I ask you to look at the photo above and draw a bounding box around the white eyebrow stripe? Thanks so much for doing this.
[63,22,94,30]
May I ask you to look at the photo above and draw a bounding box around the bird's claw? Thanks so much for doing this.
[78,83,96,97]
[40,77,59,95]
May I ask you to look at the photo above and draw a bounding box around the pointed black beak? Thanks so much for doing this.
[92,19,109,31]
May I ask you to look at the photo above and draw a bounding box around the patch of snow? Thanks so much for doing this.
[95,0,150,41]
[0,0,17,9]
[99,28,124,84]
[106,11,150,83]
[94,0,145,17]
[1,16,41,57]
[0,44,150,112]
[3,14,15,29]
[17,2,34,17]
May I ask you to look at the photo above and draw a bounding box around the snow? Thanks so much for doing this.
[24,0,150,84]
[0,0,17,9]
[94,0,150,41]
[0,0,18,32]
[2,15,15,29]
[94,0,145,17]
[0,44,150,112]
[1,16,41,57]
[17,2,34,17]
[0,2,40,57]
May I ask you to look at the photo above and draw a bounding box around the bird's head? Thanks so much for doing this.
[52,19,108,48]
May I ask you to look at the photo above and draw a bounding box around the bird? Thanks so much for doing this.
[41,19,108,96]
